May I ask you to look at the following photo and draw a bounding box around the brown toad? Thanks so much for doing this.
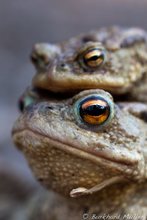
[31,26,147,101]
[12,89,147,220]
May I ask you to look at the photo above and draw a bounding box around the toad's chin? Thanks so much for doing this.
[12,128,142,190]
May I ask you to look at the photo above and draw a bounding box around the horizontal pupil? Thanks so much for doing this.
[81,104,106,116]
[87,55,100,61]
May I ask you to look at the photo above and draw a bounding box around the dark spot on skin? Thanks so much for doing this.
[82,35,97,43]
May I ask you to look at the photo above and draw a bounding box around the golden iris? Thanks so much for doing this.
[79,96,110,125]
[83,48,105,68]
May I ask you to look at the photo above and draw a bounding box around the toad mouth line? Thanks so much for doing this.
[13,128,135,168]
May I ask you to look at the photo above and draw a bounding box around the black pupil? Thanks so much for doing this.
[88,55,101,61]
[81,104,106,116]
[79,96,109,119]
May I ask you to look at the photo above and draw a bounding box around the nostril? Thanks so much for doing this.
[38,103,55,114]
[60,63,66,67]
[45,106,54,110]
[59,62,69,71]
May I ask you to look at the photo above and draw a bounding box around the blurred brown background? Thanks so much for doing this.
[0,0,147,180]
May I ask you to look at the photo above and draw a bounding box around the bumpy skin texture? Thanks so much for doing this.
[12,89,147,219]
[19,86,147,122]
[31,26,147,99]
[129,73,147,102]
[11,26,147,219]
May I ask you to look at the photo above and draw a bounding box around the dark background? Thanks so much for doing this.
[0,0,147,182]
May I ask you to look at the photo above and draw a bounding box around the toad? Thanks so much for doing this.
[12,89,147,220]
[31,26,147,101]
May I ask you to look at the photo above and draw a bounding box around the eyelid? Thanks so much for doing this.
[78,42,105,55]
[84,48,103,59]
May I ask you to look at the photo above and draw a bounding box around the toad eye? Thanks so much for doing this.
[79,97,110,125]
[79,47,106,70]
[74,94,114,128]
[84,48,105,67]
